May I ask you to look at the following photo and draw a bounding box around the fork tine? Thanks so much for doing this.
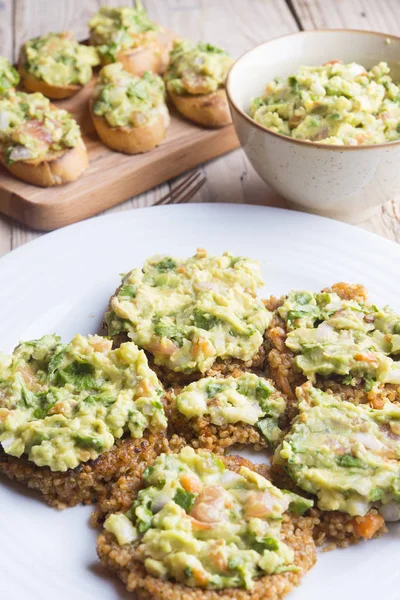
[153,171,202,206]
[175,175,207,204]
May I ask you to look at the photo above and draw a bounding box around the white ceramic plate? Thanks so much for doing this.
[1,204,400,600]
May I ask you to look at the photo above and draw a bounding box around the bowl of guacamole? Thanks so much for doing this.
[226,30,400,222]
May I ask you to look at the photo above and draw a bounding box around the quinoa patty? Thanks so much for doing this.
[265,282,400,409]
[97,451,316,599]
[104,250,271,380]
[0,432,172,509]
[166,372,287,453]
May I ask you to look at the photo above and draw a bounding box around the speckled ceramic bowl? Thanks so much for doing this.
[226,30,400,222]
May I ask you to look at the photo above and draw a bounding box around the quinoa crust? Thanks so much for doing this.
[0,433,174,509]
[265,282,400,409]
[165,373,287,454]
[96,453,317,600]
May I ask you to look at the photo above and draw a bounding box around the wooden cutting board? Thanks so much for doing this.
[0,32,239,231]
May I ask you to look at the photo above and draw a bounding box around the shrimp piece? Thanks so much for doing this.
[209,541,228,572]
[244,490,289,519]
[190,485,225,523]
[17,364,41,392]
[148,338,179,356]
[90,338,112,353]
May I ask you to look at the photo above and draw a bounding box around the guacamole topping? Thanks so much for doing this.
[89,2,158,63]
[104,446,312,589]
[22,32,99,87]
[278,289,400,387]
[93,63,168,128]
[165,40,233,96]
[0,56,19,95]
[107,249,271,373]
[175,373,285,444]
[0,334,166,471]
[0,90,81,163]
[275,384,400,517]
[251,61,400,145]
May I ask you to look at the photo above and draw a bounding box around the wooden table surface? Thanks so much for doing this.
[1,0,400,256]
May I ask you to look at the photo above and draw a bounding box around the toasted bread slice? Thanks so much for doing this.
[91,105,169,154]
[18,62,82,100]
[100,42,163,76]
[168,85,232,128]
[0,138,88,187]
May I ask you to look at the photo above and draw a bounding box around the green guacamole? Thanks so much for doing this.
[165,40,233,96]
[278,289,400,387]
[93,63,168,128]
[0,57,19,95]
[0,90,81,163]
[89,2,159,63]
[22,32,99,87]
[104,446,312,589]
[0,334,166,471]
[275,384,400,517]
[251,61,400,145]
[175,373,285,444]
[106,250,271,374]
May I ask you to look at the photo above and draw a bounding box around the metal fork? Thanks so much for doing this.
[153,170,207,206]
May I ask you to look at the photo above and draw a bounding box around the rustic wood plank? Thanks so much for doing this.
[13,0,130,59]
[292,0,400,34]
[0,0,13,61]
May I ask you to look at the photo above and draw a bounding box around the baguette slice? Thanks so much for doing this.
[91,104,169,154]
[100,42,164,76]
[0,138,88,187]
[167,85,232,128]
[18,62,83,100]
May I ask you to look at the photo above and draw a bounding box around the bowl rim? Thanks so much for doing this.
[226,28,400,151]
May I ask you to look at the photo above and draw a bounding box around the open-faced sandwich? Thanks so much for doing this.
[89,2,164,76]
[0,56,19,96]
[0,334,169,508]
[97,445,316,600]
[18,32,100,100]
[91,63,169,154]
[104,249,272,384]
[165,40,233,128]
[0,90,88,186]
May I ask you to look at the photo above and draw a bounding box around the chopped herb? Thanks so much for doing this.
[364,376,376,392]
[119,284,136,298]
[184,566,193,578]
[56,360,97,391]
[294,292,313,305]
[156,257,176,272]
[255,380,273,402]
[73,434,104,452]
[142,466,155,480]
[336,454,364,469]
[205,382,224,397]
[192,308,220,331]
[173,488,196,512]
